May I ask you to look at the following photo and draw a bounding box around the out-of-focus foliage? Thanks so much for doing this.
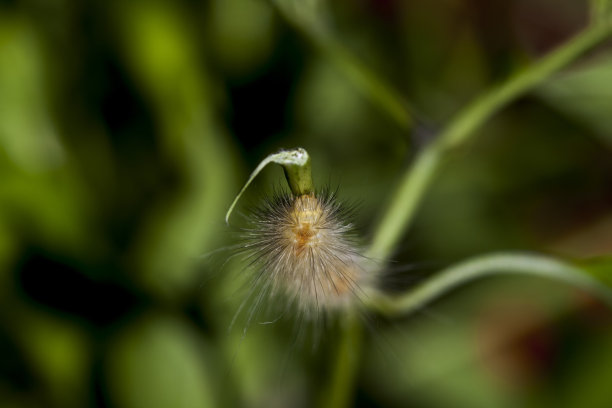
[538,55,612,146]
[1,0,612,407]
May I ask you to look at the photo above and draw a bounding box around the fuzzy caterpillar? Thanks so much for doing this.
[226,148,369,321]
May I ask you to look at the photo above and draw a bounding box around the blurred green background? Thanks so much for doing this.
[2,0,612,407]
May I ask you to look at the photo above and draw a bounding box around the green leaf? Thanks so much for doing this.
[538,55,612,149]
[112,1,238,297]
[106,314,219,408]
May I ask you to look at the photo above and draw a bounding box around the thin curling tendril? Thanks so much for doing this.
[225,148,313,225]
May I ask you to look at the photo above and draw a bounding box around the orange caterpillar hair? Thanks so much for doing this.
[241,189,365,317]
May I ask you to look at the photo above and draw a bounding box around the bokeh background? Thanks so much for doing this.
[2,0,612,407]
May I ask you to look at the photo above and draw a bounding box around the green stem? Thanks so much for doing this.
[319,312,363,408]
[438,22,612,151]
[369,253,612,317]
[350,17,611,408]
[270,0,413,130]
[366,146,439,259]
[591,0,612,22]
[316,38,413,130]
[367,20,612,261]
[282,153,314,197]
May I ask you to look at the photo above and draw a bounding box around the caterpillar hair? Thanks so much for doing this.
[226,148,370,325]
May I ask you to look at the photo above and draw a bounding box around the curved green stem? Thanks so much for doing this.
[318,312,363,408]
[340,17,612,408]
[265,8,612,408]
[367,19,612,261]
[368,253,612,317]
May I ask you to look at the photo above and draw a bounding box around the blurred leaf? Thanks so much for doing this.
[367,320,509,408]
[435,25,489,115]
[295,57,368,138]
[0,168,93,254]
[549,214,612,258]
[222,326,307,408]
[0,17,65,172]
[538,55,612,148]
[559,332,612,408]
[207,0,277,76]
[270,0,413,130]
[106,314,218,408]
[576,256,612,288]
[365,272,600,408]
[0,16,93,256]
[15,308,90,408]
[111,1,238,297]
[0,217,17,290]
